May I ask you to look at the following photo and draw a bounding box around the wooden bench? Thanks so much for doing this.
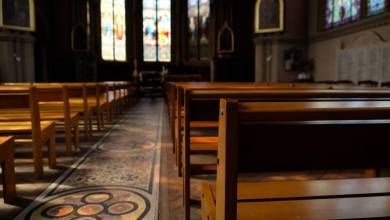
[181,88,390,214]
[37,83,92,140]
[173,82,358,163]
[0,136,16,203]
[4,83,91,140]
[88,82,112,130]
[104,81,136,117]
[202,178,390,220]
[0,85,80,155]
[201,99,390,220]
[168,82,342,141]
[0,88,56,178]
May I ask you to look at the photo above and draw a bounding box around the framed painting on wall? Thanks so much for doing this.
[254,0,284,33]
[0,0,36,31]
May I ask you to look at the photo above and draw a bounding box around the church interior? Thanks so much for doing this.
[2,0,390,219]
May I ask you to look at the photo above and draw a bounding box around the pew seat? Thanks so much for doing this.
[0,120,56,177]
[202,178,390,220]
[0,109,79,122]
[186,121,219,128]
[0,109,80,152]
[0,121,55,133]
[189,137,218,152]
[0,136,16,204]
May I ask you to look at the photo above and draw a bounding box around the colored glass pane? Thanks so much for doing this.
[188,0,198,45]
[351,0,361,20]
[325,0,334,28]
[157,0,171,62]
[333,0,352,25]
[325,0,361,28]
[199,0,210,59]
[101,0,126,61]
[101,0,114,61]
[114,0,126,61]
[368,0,386,15]
[187,0,210,60]
[143,0,157,62]
[143,0,171,62]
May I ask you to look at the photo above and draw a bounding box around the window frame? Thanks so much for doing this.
[186,0,211,62]
[322,0,389,31]
[100,0,127,62]
[141,0,172,63]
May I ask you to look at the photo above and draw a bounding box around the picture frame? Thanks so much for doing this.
[254,0,284,34]
[0,0,36,32]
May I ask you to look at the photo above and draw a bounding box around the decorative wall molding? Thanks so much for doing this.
[253,35,306,44]
[0,30,36,43]
[341,30,386,49]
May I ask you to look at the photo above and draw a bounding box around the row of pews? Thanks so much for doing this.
[166,82,390,219]
[0,81,137,203]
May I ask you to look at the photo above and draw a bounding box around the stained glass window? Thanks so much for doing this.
[188,0,198,59]
[325,0,361,28]
[113,0,126,61]
[187,0,210,60]
[368,0,386,16]
[157,0,171,62]
[143,0,171,62]
[100,0,127,61]
[199,0,210,59]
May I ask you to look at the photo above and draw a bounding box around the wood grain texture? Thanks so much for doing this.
[0,136,16,204]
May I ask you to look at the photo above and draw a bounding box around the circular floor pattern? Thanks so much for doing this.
[107,202,138,215]
[42,204,75,218]
[83,193,112,204]
[72,217,99,220]
[28,187,150,220]
[77,204,104,216]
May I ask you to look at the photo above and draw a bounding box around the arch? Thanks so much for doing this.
[71,23,88,51]
[217,21,235,54]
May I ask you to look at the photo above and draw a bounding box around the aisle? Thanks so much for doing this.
[17,99,164,220]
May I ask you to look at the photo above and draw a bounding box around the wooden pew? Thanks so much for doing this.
[180,88,390,170]
[0,88,56,178]
[105,82,121,119]
[103,81,137,117]
[38,83,92,139]
[0,136,16,203]
[79,83,109,131]
[172,82,354,162]
[203,99,390,220]
[0,85,80,155]
[181,88,390,219]
[3,83,91,139]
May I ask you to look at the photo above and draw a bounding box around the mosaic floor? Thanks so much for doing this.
[16,99,164,220]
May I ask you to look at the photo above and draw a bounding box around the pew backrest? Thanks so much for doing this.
[216,99,390,220]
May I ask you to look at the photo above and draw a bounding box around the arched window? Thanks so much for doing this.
[100,0,127,61]
[325,0,361,29]
[143,0,171,62]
